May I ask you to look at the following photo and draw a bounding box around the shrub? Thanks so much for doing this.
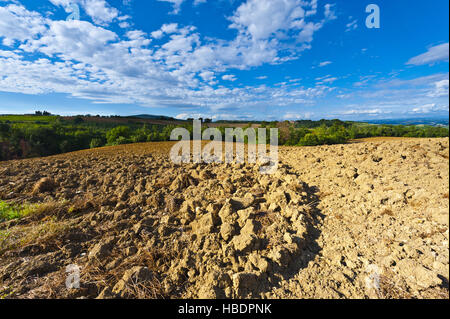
[0,123,10,138]
[131,132,147,143]
[115,136,131,145]
[90,138,104,149]
[106,126,131,144]
[73,116,84,124]
[299,133,320,146]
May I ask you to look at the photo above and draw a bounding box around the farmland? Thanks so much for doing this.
[1,114,448,161]
[0,137,448,298]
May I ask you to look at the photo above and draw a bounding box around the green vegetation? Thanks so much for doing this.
[0,200,35,222]
[0,115,188,160]
[0,115,448,160]
[262,119,449,147]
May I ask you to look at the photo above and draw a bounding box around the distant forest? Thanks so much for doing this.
[0,114,448,161]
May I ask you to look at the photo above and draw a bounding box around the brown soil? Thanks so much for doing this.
[0,138,448,299]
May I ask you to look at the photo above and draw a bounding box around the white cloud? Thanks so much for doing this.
[82,0,118,25]
[230,0,306,40]
[0,49,20,58]
[335,72,449,117]
[345,19,357,32]
[6,1,432,120]
[406,43,449,66]
[283,112,313,120]
[318,61,332,67]
[324,4,336,21]
[315,74,337,84]
[151,23,180,38]
[229,0,330,44]
[340,108,389,115]
[427,79,449,98]
[155,0,208,14]
[411,103,448,113]
[0,4,48,45]
[126,30,148,41]
[222,74,237,81]
[157,0,185,14]
[20,20,118,61]
[49,0,119,25]
[199,71,215,81]
[119,21,130,28]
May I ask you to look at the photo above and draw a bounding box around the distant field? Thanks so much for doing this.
[62,115,186,126]
[0,115,58,123]
[0,114,255,128]
[348,136,425,143]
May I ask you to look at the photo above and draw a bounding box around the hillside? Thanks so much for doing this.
[0,137,448,299]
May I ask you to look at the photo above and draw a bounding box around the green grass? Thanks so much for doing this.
[0,200,35,222]
[0,115,57,123]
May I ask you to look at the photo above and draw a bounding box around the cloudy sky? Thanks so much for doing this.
[0,0,448,120]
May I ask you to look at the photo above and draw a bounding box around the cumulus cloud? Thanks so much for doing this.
[199,71,215,81]
[0,4,48,45]
[20,20,118,62]
[7,1,446,120]
[0,6,330,112]
[406,43,449,66]
[49,0,119,25]
[151,23,181,39]
[229,0,332,44]
[222,74,237,81]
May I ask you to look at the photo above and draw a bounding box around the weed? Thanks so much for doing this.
[0,200,64,223]
[0,229,12,252]
[0,216,69,254]
[0,201,28,221]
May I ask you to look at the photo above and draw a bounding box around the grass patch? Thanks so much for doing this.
[0,200,71,254]
[0,201,36,222]
[0,199,94,254]
[0,200,67,223]
[0,229,12,253]
[0,216,69,254]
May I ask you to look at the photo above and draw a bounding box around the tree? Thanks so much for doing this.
[299,133,319,146]
[106,126,131,144]
[0,123,10,139]
[90,138,105,149]
[73,116,84,124]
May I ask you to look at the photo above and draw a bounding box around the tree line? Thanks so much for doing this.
[0,117,448,161]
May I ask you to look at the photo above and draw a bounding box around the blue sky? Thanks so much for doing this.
[0,0,448,121]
